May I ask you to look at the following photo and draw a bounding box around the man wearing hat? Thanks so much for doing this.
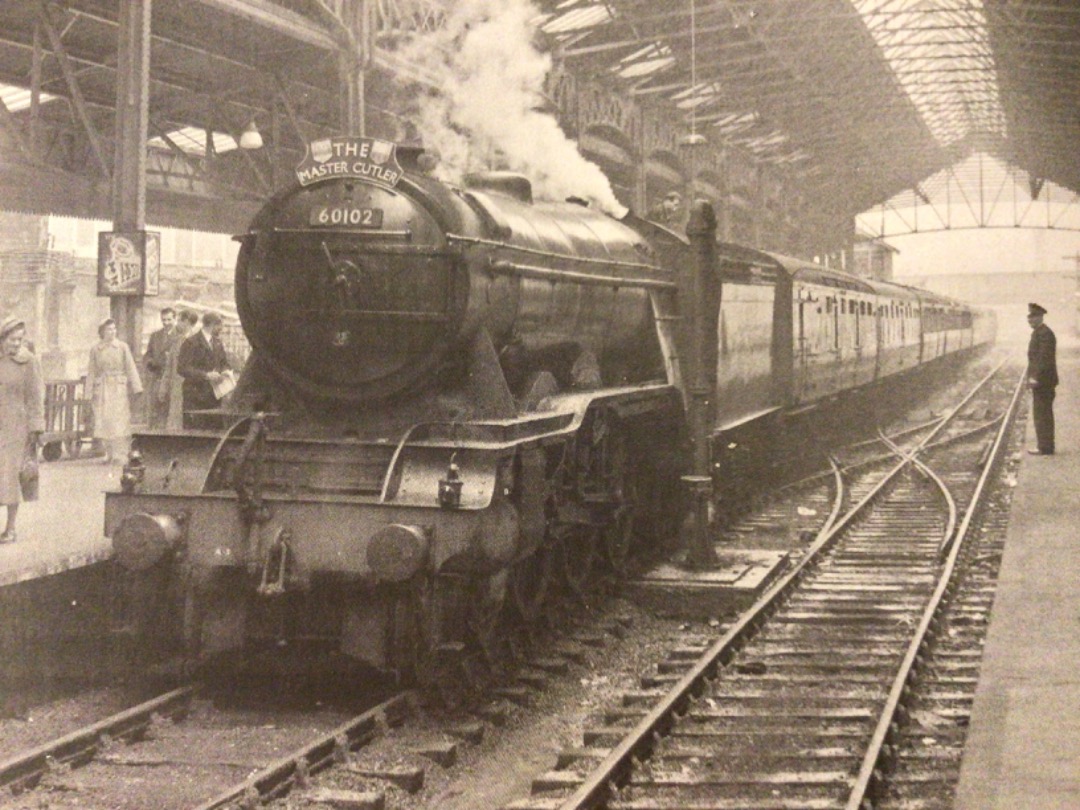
[1026,302,1057,455]
[649,191,683,227]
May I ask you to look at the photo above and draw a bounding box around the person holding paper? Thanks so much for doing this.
[177,312,232,428]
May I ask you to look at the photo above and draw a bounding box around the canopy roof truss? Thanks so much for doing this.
[0,0,1076,232]
[541,0,1080,218]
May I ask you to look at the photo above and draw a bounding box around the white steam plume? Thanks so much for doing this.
[393,0,625,216]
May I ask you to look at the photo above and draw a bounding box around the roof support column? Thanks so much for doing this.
[111,0,151,359]
[337,0,372,136]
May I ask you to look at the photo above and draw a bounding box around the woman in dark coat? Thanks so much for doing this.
[0,316,45,543]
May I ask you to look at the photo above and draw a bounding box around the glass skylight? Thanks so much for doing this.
[540,2,612,34]
[0,83,56,112]
[852,0,1004,147]
[147,126,238,155]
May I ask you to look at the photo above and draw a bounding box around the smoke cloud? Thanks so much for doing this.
[392,0,625,215]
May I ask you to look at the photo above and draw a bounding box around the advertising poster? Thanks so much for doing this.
[97,230,161,296]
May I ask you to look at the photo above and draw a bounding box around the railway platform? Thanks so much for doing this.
[954,341,1080,809]
[0,457,114,588]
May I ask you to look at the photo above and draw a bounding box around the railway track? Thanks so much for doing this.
[0,683,409,809]
[2,360,1018,810]
[507,362,1024,810]
[0,604,639,809]
[0,532,642,809]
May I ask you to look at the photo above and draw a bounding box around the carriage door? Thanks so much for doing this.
[796,288,808,397]
[799,282,812,401]
[874,303,883,380]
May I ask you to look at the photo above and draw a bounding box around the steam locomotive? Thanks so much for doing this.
[105,138,994,677]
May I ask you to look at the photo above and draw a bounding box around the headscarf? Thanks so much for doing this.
[0,315,25,342]
[0,316,33,364]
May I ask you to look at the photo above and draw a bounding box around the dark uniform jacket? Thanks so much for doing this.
[1027,322,1058,389]
[177,331,230,413]
[143,327,171,378]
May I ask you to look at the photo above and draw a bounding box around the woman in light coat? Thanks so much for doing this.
[87,318,142,463]
[0,316,44,543]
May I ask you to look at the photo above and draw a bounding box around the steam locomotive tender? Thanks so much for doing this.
[105,138,994,677]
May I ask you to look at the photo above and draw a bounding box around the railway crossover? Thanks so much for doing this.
[507,362,1025,810]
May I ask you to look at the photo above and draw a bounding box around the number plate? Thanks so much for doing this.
[309,205,384,228]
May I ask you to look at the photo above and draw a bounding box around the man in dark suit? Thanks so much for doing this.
[177,312,231,428]
[1026,302,1057,455]
[142,307,176,428]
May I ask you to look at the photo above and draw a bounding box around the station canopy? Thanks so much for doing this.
[0,0,1077,230]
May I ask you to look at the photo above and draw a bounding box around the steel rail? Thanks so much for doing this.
[557,423,919,809]
[893,357,1009,454]
[817,455,847,538]
[836,415,1003,482]
[779,356,1008,494]
[555,361,1008,810]
[776,417,946,495]
[0,685,196,793]
[192,691,410,810]
[846,368,1026,808]
[878,427,959,555]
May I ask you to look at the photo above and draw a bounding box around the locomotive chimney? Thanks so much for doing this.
[681,200,721,568]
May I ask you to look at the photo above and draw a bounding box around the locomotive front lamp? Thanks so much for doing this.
[239,119,263,150]
[438,454,464,509]
[120,449,146,493]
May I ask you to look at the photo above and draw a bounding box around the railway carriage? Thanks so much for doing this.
[708,249,989,426]
[918,290,976,361]
[872,283,924,380]
[104,138,993,678]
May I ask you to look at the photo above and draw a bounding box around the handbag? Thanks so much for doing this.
[19,454,39,501]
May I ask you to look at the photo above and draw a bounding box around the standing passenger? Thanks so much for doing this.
[0,316,45,543]
[88,318,143,463]
[161,309,199,430]
[142,307,176,429]
[1026,302,1057,456]
[177,312,230,428]
[649,191,683,227]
